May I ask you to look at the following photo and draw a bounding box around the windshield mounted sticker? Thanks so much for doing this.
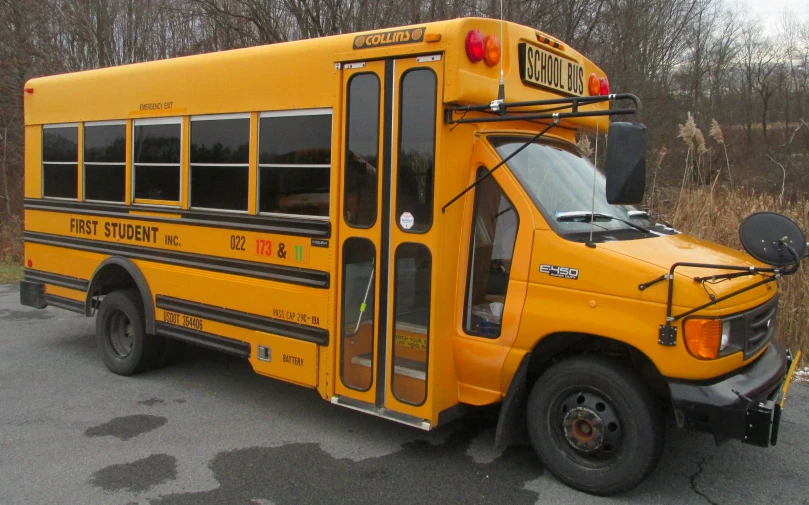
[540,264,579,280]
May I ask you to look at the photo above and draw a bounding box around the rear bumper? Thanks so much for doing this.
[668,341,797,447]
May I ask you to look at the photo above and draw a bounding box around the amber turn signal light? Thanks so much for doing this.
[684,319,722,359]
[588,73,600,96]
[483,35,501,66]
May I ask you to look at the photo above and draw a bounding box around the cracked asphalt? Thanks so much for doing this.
[1,282,807,505]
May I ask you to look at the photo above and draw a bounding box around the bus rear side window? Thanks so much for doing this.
[258,111,332,217]
[190,115,249,211]
[42,125,78,199]
[84,122,125,202]
[133,119,181,203]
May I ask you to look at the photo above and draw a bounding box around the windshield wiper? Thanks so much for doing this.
[627,210,650,219]
[555,211,654,235]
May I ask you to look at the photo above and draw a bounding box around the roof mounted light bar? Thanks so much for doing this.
[444,93,642,125]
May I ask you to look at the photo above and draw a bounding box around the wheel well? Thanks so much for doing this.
[86,258,155,334]
[525,332,669,399]
[89,265,137,299]
[495,332,670,452]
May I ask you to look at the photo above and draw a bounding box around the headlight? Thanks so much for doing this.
[684,318,732,360]
[720,320,731,351]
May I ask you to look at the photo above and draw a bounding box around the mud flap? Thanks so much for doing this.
[494,352,532,452]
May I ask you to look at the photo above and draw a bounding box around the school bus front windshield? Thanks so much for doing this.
[489,136,658,240]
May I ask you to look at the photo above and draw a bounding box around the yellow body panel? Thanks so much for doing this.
[22,17,782,428]
[249,331,319,388]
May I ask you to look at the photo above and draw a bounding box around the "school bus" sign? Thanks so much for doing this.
[518,42,585,96]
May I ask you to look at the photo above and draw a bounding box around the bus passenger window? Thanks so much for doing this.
[84,122,125,202]
[396,69,436,233]
[258,111,332,217]
[133,119,181,202]
[344,74,380,228]
[190,115,249,211]
[42,125,78,199]
[464,168,518,338]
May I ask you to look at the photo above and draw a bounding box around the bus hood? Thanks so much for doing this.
[597,233,775,307]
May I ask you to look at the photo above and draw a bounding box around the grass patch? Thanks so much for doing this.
[0,216,23,285]
[0,263,22,284]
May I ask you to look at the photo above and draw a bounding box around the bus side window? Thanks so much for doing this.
[133,118,182,202]
[190,115,250,211]
[84,122,126,202]
[258,111,332,218]
[42,125,79,199]
[463,167,518,338]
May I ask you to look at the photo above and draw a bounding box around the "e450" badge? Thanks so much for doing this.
[539,264,579,280]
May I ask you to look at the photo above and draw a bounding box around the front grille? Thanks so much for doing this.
[742,296,778,359]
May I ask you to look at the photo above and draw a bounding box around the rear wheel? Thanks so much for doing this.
[526,355,663,495]
[95,289,161,376]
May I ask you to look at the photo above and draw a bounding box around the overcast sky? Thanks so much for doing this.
[746,0,809,31]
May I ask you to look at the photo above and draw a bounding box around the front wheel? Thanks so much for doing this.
[526,355,664,495]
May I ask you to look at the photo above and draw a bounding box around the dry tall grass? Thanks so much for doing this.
[650,185,809,364]
[652,114,808,366]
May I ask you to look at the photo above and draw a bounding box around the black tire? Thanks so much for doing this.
[95,289,161,376]
[526,355,664,495]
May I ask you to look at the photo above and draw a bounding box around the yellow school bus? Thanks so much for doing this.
[20,17,805,495]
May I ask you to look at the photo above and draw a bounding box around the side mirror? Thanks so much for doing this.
[605,122,646,204]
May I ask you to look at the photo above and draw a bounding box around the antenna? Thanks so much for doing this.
[589,123,599,245]
[495,0,506,109]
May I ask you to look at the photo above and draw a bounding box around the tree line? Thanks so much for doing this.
[2,0,808,221]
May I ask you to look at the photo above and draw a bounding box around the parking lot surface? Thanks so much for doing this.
[1,283,807,505]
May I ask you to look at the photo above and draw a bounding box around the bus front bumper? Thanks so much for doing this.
[668,341,801,447]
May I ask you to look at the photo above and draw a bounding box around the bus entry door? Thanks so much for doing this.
[335,55,443,427]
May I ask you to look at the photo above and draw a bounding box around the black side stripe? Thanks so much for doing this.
[24,231,329,289]
[24,269,89,292]
[24,198,331,238]
[156,295,329,346]
[44,294,85,314]
[155,322,251,358]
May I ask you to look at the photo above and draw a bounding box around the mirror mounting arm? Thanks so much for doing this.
[645,261,795,346]
[444,93,642,124]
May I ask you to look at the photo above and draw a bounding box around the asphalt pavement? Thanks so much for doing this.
[1,282,807,505]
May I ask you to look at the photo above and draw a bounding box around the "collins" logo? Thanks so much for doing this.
[354,28,425,49]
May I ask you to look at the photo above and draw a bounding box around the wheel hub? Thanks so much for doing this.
[557,390,623,461]
[107,310,134,359]
[564,407,604,451]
